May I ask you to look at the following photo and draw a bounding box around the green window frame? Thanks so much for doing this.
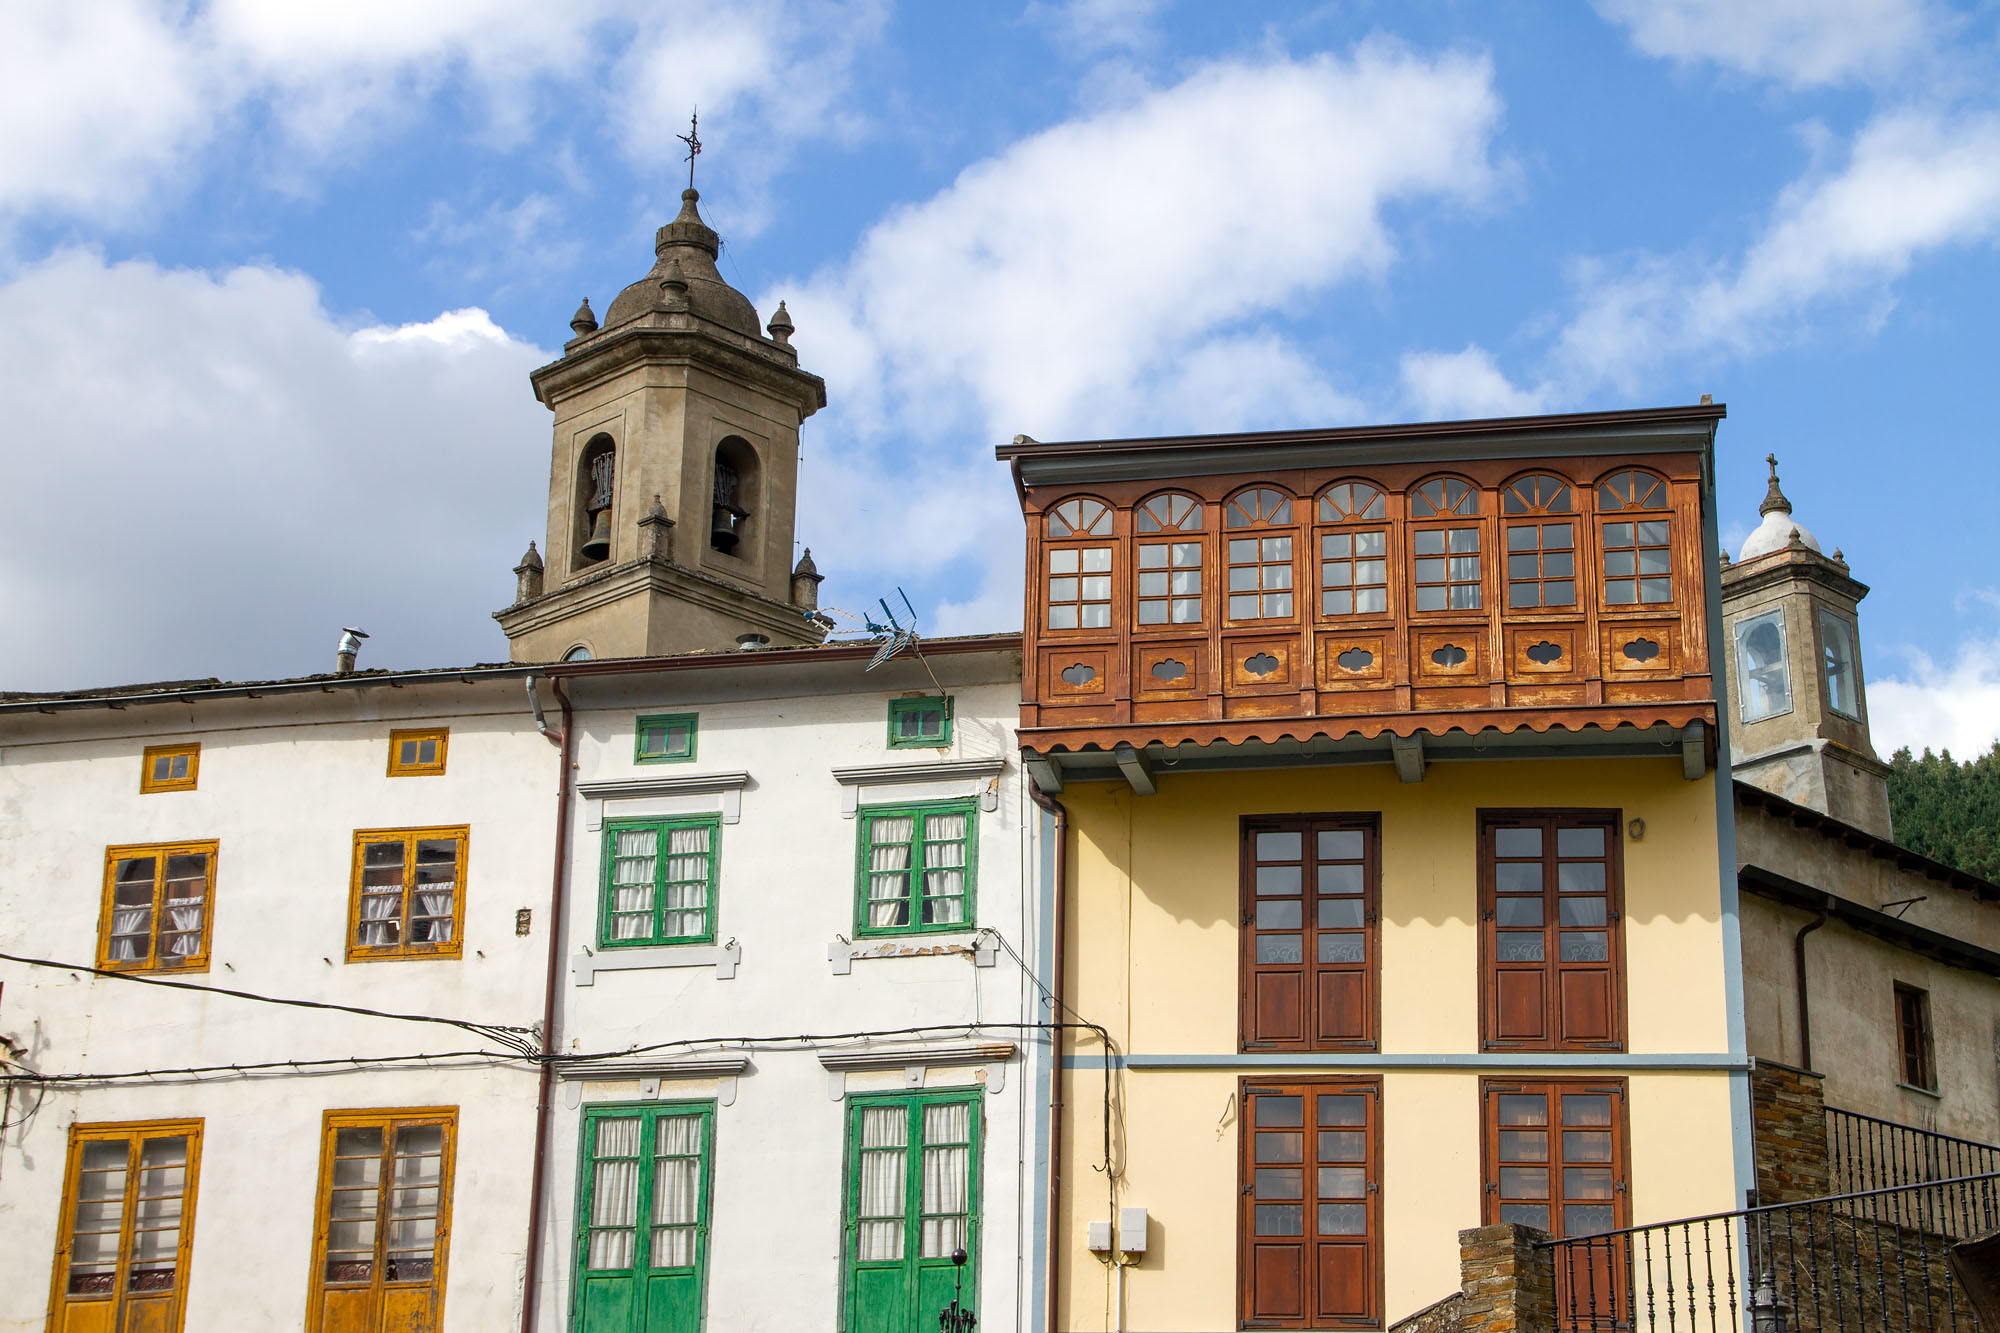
[634,714,698,765]
[841,1091,981,1333]
[572,1101,714,1333]
[887,697,953,749]
[600,817,720,947]
[853,800,977,938]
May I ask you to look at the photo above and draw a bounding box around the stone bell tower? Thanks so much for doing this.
[1721,455,1891,838]
[497,188,831,662]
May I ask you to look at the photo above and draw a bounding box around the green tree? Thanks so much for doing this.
[1887,742,2000,882]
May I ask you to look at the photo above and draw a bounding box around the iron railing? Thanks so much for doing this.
[1825,1106,2000,1198]
[1541,1171,2000,1330]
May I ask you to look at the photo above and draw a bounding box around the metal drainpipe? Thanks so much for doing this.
[1028,781,1068,1333]
[520,677,574,1333]
[1794,904,1828,1070]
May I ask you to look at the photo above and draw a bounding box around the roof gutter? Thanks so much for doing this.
[0,665,537,715]
[1740,864,2000,977]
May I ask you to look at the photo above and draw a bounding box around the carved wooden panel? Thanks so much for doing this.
[1133,641,1205,700]
[1601,622,1678,679]
[1413,628,1482,684]
[1506,625,1583,681]
[1039,646,1113,702]
[1315,632,1393,693]
[1223,635,1301,696]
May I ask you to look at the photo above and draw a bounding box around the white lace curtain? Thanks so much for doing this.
[609,828,658,940]
[867,817,916,928]
[587,1117,642,1271]
[921,813,968,926]
[921,1102,970,1257]
[650,1115,702,1267]
[358,891,399,946]
[661,827,710,939]
[414,883,456,942]
[856,1106,907,1260]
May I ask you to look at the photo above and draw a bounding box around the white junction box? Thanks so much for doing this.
[1118,1206,1148,1253]
[1086,1219,1113,1252]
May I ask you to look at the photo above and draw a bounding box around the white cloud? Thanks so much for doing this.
[1027,0,1170,58]
[1398,344,1548,419]
[769,42,1502,611]
[0,0,884,234]
[1554,108,2000,392]
[1594,0,1946,89]
[0,250,549,690]
[1870,634,2000,757]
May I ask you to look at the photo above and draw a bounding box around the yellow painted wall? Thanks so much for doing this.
[1052,757,1741,1330]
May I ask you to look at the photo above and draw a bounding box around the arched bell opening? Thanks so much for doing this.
[711,436,761,555]
[575,434,617,568]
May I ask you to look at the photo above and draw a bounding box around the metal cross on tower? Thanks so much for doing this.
[677,110,702,189]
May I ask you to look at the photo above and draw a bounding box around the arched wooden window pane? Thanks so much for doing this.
[1502,474,1572,515]
[1047,498,1112,538]
[1318,483,1385,523]
[1597,470,1666,512]
[1411,478,1478,518]
[1136,493,1203,533]
[1226,488,1292,529]
[1602,518,1671,605]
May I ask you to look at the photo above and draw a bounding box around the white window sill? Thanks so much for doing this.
[572,940,740,985]
[828,931,995,975]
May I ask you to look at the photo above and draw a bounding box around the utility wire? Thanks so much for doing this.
[0,950,539,1056]
[1,1049,529,1087]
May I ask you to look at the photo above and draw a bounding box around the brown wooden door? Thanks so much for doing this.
[1240,1080,1381,1329]
[1483,1080,1630,1327]
[1242,819,1378,1051]
[1480,813,1623,1051]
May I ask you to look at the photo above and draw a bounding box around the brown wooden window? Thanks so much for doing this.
[1597,469,1672,606]
[387,728,449,777]
[1240,1079,1381,1330]
[348,827,468,962]
[1046,497,1113,631]
[1483,1079,1629,1322]
[308,1108,456,1332]
[1895,983,1936,1090]
[98,841,217,973]
[1135,492,1204,627]
[47,1120,203,1333]
[1316,483,1389,618]
[140,743,200,793]
[1242,818,1377,1050]
[1225,487,1296,621]
[1410,477,1481,611]
[1502,474,1576,609]
[1480,812,1623,1051]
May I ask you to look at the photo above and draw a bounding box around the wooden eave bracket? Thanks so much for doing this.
[1681,720,1707,781]
[816,1040,1016,1100]
[556,1053,752,1108]
[1114,742,1155,795]
[1024,753,1064,794]
[1390,734,1425,784]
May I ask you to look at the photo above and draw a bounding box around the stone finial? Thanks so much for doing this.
[658,258,690,309]
[514,541,544,602]
[791,546,825,610]
[639,494,675,562]
[1720,549,1732,567]
[1760,454,1792,517]
[569,298,598,337]
[767,300,794,345]
[1832,547,1848,568]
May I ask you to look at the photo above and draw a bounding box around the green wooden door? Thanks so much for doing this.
[574,1103,713,1333]
[842,1092,980,1333]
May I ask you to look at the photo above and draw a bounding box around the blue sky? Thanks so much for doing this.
[4,0,2000,755]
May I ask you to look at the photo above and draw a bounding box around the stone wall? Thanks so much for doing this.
[1388,1292,1463,1332]
[1455,1224,1553,1333]
[1750,1056,1832,1204]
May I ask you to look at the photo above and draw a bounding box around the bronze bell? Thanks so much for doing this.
[710,503,743,552]
[581,508,612,561]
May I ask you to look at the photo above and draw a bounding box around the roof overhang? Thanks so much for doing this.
[1740,863,2000,977]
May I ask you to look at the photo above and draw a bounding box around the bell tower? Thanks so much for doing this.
[1721,456,1891,837]
[497,187,831,661]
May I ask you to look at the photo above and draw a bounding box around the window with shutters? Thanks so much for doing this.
[1895,984,1936,1091]
[46,1120,203,1333]
[98,841,218,973]
[307,1108,456,1333]
[841,1091,981,1333]
[1241,818,1378,1051]
[1479,812,1624,1051]
[600,817,720,947]
[572,1102,714,1333]
[1239,1080,1381,1330]
[854,800,977,937]
[1482,1079,1630,1323]
[347,827,468,962]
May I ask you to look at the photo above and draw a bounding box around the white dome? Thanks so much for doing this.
[1739,509,1821,561]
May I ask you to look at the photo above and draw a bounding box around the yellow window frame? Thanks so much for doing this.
[387,727,450,777]
[306,1107,457,1333]
[46,1118,205,1333]
[346,826,469,962]
[140,743,200,793]
[97,840,219,974]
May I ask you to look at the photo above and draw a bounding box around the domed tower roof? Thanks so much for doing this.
[1738,454,1821,561]
[600,188,763,339]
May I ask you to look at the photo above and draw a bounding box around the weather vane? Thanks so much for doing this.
[677,109,702,189]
